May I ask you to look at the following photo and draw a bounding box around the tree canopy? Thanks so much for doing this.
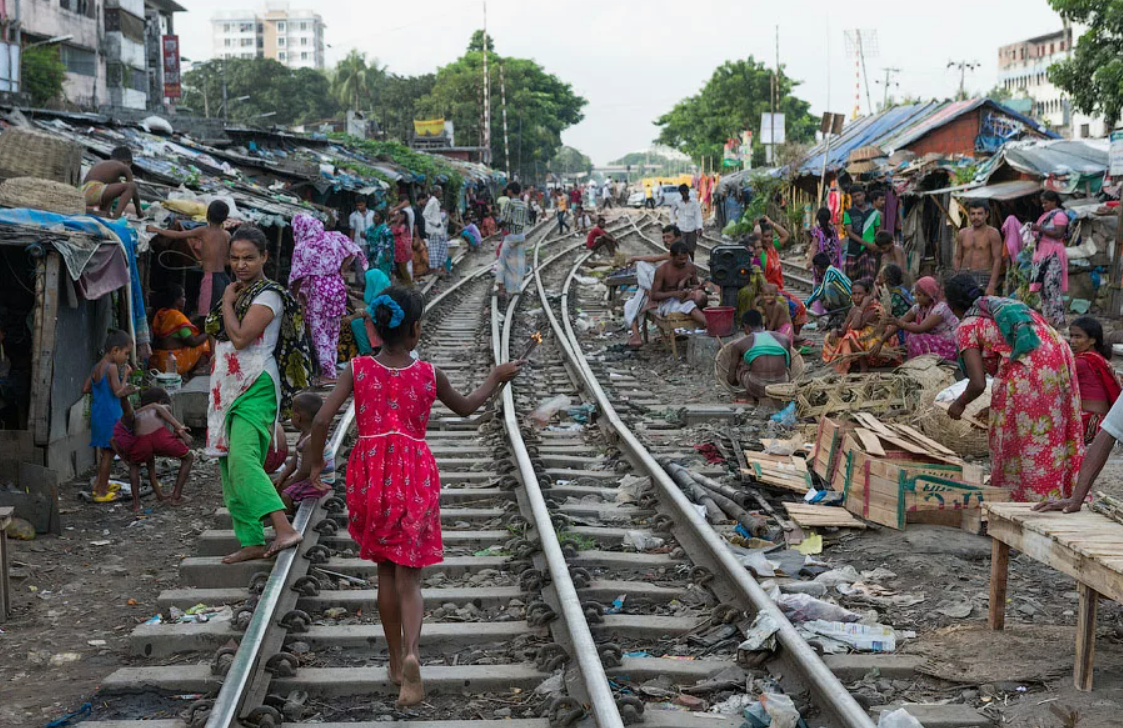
[414,32,587,180]
[1047,0,1123,129]
[655,57,818,167]
[181,57,337,125]
[549,146,593,177]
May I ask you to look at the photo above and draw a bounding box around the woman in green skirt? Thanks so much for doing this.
[205,226,313,563]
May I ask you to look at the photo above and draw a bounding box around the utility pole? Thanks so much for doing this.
[482,1,491,167]
[500,62,510,179]
[771,25,778,166]
[879,67,901,111]
[948,60,981,100]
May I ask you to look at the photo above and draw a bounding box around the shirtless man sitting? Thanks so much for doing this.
[650,241,708,327]
[954,199,1003,296]
[727,309,792,409]
[82,146,142,219]
[147,201,231,315]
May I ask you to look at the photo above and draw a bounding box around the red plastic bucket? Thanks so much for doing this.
[703,306,735,337]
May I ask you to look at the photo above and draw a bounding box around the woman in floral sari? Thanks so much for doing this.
[821,278,900,374]
[289,214,367,385]
[945,274,1083,502]
[1069,316,1121,443]
[1030,190,1069,327]
[878,276,959,362]
[150,284,210,376]
[205,226,312,562]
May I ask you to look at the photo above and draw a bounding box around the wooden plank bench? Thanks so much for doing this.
[984,502,1123,691]
[0,506,12,622]
[642,311,695,359]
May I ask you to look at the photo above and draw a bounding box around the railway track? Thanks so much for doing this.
[81,208,876,728]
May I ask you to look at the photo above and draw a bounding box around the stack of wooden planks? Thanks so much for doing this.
[742,451,814,494]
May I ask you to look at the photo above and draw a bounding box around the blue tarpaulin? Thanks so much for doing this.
[0,209,148,350]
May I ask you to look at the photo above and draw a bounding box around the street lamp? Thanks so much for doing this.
[25,34,74,51]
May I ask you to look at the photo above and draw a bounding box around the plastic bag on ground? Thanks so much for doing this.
[776,593,859,623]
[761,692,801,728]
[800,620,899,652]
[814,565,861,588]
[530,394,572,427]
[770,401,797,428]
[737,612,780,652]
[623,530,665,552]
[878,708,925,727]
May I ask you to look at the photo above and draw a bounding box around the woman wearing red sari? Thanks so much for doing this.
[945,274,1084,503]
[1069,316,1121,443]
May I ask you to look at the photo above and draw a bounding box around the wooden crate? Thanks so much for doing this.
[837,433,1008,529]
[810,416,854,488]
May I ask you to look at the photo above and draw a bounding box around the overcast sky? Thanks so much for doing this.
[177,0,1068,164]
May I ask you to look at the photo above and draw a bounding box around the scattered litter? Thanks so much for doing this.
[795,533,823,555]
[862,567,897,582]
[693,442,725,464]
[761,692,801,728]
[566,404,597,423]
[776,593,859,623]
[623,650,650,658]
[622,530,665,552]
[5,517,36,540]
[90,540,112,547]
[605,595,627,614]
[530,394,572,427]
[738,612,780,652]
[878,708,925,727]
[534,672,565,696]
[935,599,974,619]
[615,474,651,504]
[711,693,755,715]
[49,652,82,666]
[474,544,506,557]
[44,702,92,728]
[725,544,777,577]
[814,566,861,588]
[148,605,233,625]
[86,640,107,647]
[799,620,910,652]
[762,434,804,456]
[770,402,798,428]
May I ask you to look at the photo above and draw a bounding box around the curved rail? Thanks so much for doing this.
[205,228,547,727]
[536,241,878,728]
[492,237,625,728]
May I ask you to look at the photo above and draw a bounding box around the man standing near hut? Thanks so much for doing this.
[423,186,450,277]
[954,199,1004,297]
[349,198,376,246]
[674,184,704,259]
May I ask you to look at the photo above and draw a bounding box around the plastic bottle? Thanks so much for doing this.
[166,351,178,375]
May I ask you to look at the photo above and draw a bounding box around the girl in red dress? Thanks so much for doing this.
[305,286,522,707]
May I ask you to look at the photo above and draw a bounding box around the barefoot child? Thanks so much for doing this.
[111,387,194,510]
[82,146,142,219]
[754,283,793,337]
[305,286,523,707]
[83,330,136,502]
[273,392,335,510]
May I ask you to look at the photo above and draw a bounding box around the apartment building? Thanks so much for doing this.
[212,2,325,70]
[2,0,183,110]
[997,25,1107,140]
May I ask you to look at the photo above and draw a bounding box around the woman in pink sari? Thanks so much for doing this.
[289,214,367,385]
[1030,191,1069,327]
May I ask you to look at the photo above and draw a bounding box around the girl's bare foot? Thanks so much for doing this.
[222,545,267,563]
[397,655,424,707]
[264,531,303,558]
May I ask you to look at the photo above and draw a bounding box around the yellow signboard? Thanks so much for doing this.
[413,119,445,137]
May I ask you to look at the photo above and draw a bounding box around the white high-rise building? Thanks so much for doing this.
[997,25,1107,140]
[211,2,325,70]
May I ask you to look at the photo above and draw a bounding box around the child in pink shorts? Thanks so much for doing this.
[111,387,194,511]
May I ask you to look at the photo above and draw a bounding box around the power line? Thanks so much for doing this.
[876,67,901,110]
[947,60,981,99]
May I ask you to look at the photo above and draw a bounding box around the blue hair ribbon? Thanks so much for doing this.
[370,294,405,328]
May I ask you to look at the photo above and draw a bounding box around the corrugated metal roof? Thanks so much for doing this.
[795,102,944,176]
[793,98,1058,178]
[958,180,1043,201]
[996,138,1110,178]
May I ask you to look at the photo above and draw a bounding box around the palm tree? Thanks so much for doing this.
[332,50,370,111]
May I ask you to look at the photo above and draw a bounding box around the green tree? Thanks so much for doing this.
[375,73,436,144]
[182,57,337,125]
[413,32,586,180]
[1048,0,1123,129]
[549,145,593,177]
[467,29,495,53]
[332,50,371,111]
[21,46,66,107]
[608,151,693,181]
[655,57,818,167]
[985,84,1013,102]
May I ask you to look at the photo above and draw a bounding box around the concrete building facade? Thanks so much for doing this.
[212,2,325,70]
[997,25,1107,140]
[2,0,183,110]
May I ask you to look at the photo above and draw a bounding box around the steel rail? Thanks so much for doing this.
[205,230,541,727]
[539,251,877,728]
[492,236,625,728]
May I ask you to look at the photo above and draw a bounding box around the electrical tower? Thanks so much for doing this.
[844,29,879,119]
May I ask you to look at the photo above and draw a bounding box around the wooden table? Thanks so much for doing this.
[605,273,636,305]
[985,502,1123,691]
[0,506,12,622]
